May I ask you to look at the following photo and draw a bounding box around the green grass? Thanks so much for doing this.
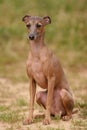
[0,111,22,123]
[71,119,87,130]
[0,106,10,112]
[16,98,27,107]
[77,102,87,119]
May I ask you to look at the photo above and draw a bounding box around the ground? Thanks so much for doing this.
[0,69,87,130]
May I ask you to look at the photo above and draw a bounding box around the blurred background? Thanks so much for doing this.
[0,0,87,82]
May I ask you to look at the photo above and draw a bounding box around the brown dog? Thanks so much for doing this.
[22,15,74,125]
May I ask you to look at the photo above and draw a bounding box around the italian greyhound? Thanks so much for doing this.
[22,15,75,125]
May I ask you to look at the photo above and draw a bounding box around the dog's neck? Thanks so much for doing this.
[29,33,45,57]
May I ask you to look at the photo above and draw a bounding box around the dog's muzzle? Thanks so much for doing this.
[29,34,35,40]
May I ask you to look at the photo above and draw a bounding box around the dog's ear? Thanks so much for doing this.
[43,16,51,25]
[22,15,31,23]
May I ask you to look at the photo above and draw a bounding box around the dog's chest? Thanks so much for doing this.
[27,58,47,88]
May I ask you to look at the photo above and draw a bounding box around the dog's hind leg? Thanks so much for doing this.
[60,89,74,121]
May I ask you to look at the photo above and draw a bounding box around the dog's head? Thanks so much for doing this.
[22,15,51,41]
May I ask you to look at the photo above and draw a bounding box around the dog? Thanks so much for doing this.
[22,15,75,125]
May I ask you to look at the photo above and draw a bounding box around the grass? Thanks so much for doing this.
[72,119,87,127]
[16,98,28,107]
[46,127,64,130]
[71,119,87,130]
[78,102,87,119]
[0,111,21,123]
[0,106,10,112]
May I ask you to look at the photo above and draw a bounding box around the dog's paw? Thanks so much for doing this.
[62,115,72,121]
[43,118,51,125]
[23,118,33,125]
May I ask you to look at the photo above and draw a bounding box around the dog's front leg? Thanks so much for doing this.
[23,78,36,125]
[43,76,55,125]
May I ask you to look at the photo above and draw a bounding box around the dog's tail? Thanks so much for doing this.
[72,108,79,114]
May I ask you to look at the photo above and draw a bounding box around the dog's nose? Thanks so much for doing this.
[29,34,35,40]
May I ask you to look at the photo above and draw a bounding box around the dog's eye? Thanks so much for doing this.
[26,24,31,28]
[36,23,42,28]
